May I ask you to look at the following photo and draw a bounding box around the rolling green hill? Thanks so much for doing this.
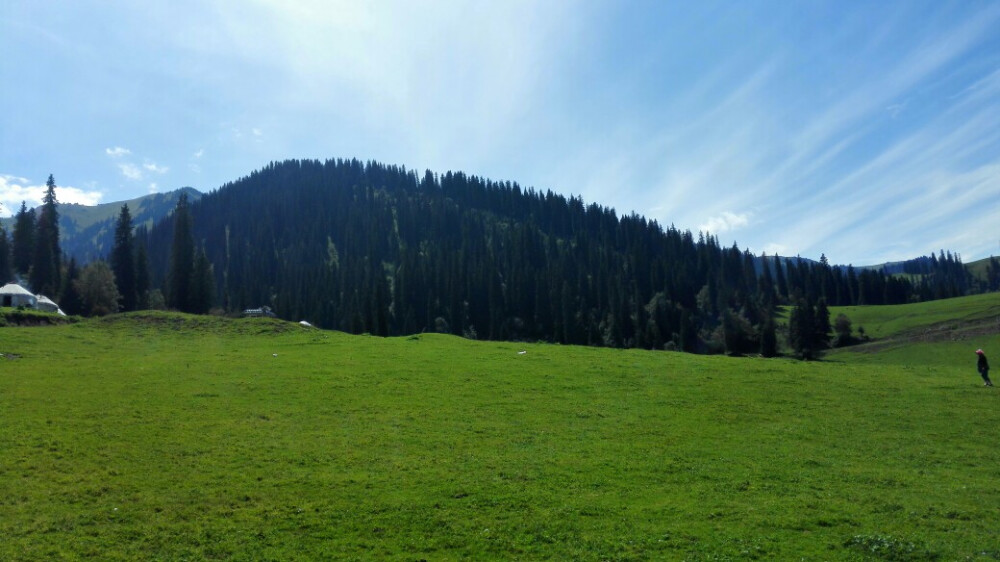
[831,292,1000,344]
[2,299,999,559]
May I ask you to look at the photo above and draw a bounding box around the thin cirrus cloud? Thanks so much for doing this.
[548,3,1000,265]
[1,1,998,264]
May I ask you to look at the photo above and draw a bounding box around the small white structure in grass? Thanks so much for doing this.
[243,305,276,318]
[0,283,37,308]
[35,294,66,316]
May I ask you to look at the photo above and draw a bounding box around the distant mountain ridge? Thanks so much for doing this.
[1,187,201,263]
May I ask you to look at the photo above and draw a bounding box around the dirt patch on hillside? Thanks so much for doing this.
[91,311,299,335]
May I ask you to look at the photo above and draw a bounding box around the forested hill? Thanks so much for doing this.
[142,158,983,352]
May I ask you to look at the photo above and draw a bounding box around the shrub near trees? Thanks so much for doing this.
[75,261,120,316]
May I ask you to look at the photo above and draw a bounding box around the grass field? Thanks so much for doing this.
[2,296,1000,560]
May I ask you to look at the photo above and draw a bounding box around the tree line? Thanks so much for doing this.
[2,162,996,360]
[0,177,208,317]
[136,158,991,357]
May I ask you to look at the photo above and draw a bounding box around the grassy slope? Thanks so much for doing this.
[832,292,1000,339]
[1,309,999,560]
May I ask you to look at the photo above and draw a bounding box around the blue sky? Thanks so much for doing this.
[2,1,998,265]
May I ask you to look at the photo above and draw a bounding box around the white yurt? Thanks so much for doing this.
[35,294,66,315]
[0,283,38,308]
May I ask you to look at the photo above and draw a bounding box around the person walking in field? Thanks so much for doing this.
[977,349,992,387]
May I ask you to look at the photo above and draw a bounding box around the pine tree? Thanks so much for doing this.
[31,175,61,296]
[110,204,137,311]
[988,257,1000,292]
[759,316,778,357]
[190,246,215,314]
[814,298,831,350]
[11,202,35,276]
[135,241,151,310]
[0,225,11,282]
[773,256,788,301]
[168,193,195,312]
[60,257,84,316]
[788,299,817,360]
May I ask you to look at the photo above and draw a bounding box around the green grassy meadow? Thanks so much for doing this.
[2,297,1000,560]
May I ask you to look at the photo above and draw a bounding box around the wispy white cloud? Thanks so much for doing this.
[105,146,131,158]
[143,161,169,174]
[118,163,143,180]
[700,212,750,236]
[544,3,1000,264]
[4,1,998,264]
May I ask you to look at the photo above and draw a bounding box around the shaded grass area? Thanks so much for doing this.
[1,307,78,327]
[2,311,1000,559]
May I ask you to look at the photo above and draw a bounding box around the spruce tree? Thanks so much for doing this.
[773,256,788,302]
[788,299,817,360]
[110,204,137,311]
[135,241,151,310]
[814,298,831,350]
[168,193,195,312]
[759,316,778,357]
[190,246,214,314]
[60,257,84,316]
[11,202,35,276]
[31,175,61,296]
[0,225,11,282]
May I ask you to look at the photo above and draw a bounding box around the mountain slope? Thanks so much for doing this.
[135,158,978,352]
[1,187,201,262]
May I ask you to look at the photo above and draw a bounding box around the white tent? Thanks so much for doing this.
[0,283,37,308]
[35,294,66,315]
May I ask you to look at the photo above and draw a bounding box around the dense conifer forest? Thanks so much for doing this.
[127,158,993,354]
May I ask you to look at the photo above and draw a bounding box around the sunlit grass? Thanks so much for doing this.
[1,309,999,559]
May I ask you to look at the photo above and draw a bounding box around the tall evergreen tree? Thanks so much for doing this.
[759,316,778,357]
[814,298,832,350]
[60,257,84,316]
[110,204,137,311]
[0,225,11,282]
[988,257,1000,292]
[788,299,817,360]
[168,193,195,312]
[135,240,151,310]
[190,246,215,314]
[773,256,789,301]
[31,175,61,296]
[11,201,35,276]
